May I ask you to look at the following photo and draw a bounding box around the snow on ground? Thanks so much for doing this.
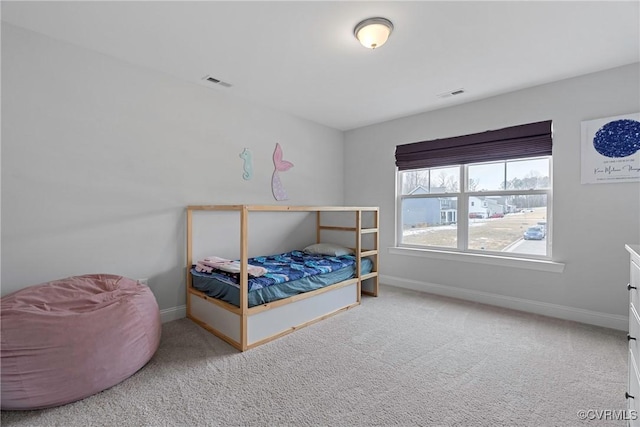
[403,221,487,236]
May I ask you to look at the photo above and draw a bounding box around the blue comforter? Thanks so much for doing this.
[193,250,357,291]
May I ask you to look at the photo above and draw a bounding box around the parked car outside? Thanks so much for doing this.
[489,213,504,218]
[523,226,545,240]
[536,221,547,236]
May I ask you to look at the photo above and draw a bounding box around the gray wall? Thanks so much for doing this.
[344,63,640,328]
[1,24,345,311]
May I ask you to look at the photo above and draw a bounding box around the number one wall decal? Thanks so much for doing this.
[271,143,294,201]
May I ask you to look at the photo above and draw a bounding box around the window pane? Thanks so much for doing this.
[506,158,550,190]
[468,162,505,191]
[401,197,458,248]
[467,195,547,256]
[400,169,430,195]
[430,166,460,193]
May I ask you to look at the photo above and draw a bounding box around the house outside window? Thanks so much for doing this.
[395,121,553,259]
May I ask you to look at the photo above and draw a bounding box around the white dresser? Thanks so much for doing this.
[627,244,640,426]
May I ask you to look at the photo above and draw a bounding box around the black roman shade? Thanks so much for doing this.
[395,120,552,171]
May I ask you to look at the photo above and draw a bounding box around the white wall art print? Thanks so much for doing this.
[581,112,640,184]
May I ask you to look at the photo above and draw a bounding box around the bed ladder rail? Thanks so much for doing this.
[316,208,379,299]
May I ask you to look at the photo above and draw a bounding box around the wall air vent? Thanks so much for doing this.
[437,88,465,98]
[202,75,233,88]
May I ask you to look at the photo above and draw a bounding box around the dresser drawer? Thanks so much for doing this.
[632,259,640,290]
[631,260,640,316]
[630,348,640,425]
[631,305,640,358]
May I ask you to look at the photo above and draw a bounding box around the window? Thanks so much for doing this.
[395,121,552,259]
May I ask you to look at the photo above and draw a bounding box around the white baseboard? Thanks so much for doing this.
[380,274,628,331]
[160,305,186,323]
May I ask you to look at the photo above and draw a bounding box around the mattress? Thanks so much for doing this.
[191,251,373,307]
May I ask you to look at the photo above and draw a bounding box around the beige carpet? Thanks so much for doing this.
[1,285,628,427]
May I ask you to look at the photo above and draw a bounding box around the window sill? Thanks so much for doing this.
[388,247,565,273]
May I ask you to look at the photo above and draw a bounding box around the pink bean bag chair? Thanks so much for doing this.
[1,274,161,410]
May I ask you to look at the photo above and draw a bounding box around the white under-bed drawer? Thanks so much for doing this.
[247,282,358,344]
[189,282,359,349]
[190,295,241,342]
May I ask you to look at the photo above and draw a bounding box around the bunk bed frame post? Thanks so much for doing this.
[355,210,362,303]
[240,205,249,351]
[316,211,321,243]
[372,209,379,296]
[186,207,193,318]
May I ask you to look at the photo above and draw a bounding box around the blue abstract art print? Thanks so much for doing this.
[581,112,640,184]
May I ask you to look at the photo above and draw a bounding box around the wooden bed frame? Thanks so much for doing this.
[185,205,379,351]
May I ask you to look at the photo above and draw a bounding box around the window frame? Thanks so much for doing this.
[396,156,553,261]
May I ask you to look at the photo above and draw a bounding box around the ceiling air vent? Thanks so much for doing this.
[437,88,465,99]
[202,75,233,88]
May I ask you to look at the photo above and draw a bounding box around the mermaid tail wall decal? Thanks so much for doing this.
[271,143,294,201]
[272,171,287,201]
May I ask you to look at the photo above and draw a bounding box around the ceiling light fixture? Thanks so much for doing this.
[354,17,394,49]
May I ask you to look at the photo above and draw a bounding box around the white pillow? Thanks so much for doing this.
[303,243,353,257]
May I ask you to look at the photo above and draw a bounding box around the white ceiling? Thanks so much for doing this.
[2,1,639,131]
